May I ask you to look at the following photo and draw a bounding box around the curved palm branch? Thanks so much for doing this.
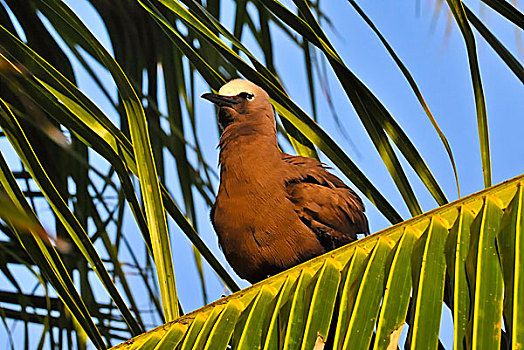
[111,174,524,349]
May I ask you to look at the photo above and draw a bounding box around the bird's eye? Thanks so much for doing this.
[239,92,254,101]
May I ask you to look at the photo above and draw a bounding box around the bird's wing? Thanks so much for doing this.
[282,155,369,250]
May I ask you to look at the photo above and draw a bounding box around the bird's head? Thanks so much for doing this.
[201,79,273,129]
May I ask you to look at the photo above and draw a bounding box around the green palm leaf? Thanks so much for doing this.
[36,0,179,320]
[446,0,491,188]
[111,174,524,349]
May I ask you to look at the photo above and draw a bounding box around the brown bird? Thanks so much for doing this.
[202,79,368,284]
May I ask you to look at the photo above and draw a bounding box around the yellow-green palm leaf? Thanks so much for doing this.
[112,174,524,349]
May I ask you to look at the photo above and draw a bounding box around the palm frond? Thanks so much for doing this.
[111,174,524,349]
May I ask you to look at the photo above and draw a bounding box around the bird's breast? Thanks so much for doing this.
[212,179,325,282]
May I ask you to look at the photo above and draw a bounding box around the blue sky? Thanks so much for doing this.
[1,0,522,348]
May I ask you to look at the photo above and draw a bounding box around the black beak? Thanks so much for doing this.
[201,93,242,108]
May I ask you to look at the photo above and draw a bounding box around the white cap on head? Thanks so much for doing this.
[218,79,270,102]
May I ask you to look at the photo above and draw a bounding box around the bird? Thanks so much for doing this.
[202,79,368,284]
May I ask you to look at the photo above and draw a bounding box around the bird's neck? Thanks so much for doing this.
[218,121,281,185]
